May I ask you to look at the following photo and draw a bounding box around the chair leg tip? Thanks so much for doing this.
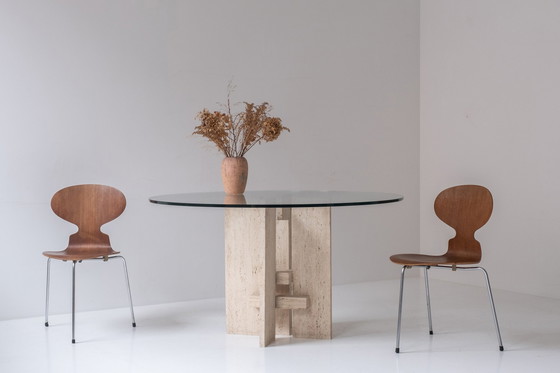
[429,330,433,335]
[72,339,76,344]
[395,348,400,353]
[45,322,49,327]
[132,322,137,327]
[499,346,504,351]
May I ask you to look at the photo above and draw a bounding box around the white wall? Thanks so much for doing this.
[0,0,419,320]
[421,0,560,298]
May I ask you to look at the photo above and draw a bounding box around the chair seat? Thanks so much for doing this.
[43,248,120,261]
[390,253,480,266]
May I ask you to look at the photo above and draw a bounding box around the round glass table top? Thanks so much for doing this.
[149,190,403,208]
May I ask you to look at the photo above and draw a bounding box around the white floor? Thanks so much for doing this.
[1,278,559,373]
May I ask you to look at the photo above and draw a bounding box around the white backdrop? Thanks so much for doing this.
[421,0,560,299]
[0,0,419,320]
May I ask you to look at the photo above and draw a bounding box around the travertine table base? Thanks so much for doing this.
[149,191,403,347]
[225,207,331,347]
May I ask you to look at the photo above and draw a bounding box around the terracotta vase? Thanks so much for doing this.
[221,157,248,195]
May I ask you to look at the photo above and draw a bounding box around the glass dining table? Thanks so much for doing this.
[149,190,403,347]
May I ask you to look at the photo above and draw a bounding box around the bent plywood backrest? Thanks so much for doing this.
[51,184,126,253]
[434,185,493,263]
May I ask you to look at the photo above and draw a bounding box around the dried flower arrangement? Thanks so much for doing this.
[193,93,289,158]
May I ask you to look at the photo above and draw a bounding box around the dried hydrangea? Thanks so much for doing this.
[193,94,289,157]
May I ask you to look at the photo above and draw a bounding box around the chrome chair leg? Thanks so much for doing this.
[424,266,433,335]
[50,256,136,344]
[45,258,51,327]
[430,265,504,351]
[72,260,77,344]
[115,256,136,327]
[83,256,137,328]
[395,266,408,353]
[477,267,504,351]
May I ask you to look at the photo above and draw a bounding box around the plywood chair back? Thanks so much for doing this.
[50,184,126,259]
[434,185,493,263]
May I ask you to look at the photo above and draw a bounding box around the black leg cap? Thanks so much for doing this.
[429,330,433,335]
[499,346,504,351]
[395,347,400,353]
[45,322,49,327]
[132,322,137,327]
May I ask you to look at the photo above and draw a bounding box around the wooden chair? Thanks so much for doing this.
[43,184,136,343]
[390,185,503,353]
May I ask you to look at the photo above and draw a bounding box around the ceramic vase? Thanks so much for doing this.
[221,157,248,195]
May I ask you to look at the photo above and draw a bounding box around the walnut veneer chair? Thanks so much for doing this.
[390,185,503,353]
[43,184,136,343]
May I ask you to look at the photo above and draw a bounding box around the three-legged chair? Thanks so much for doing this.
[43,184,136,343]
[390,185,503,353]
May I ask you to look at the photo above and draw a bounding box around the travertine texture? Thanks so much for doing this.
[225,208,276,343]
[225,207,332,345]
[291,207,332,339]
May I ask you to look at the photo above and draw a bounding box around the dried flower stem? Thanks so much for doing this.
[193,90,289,157]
